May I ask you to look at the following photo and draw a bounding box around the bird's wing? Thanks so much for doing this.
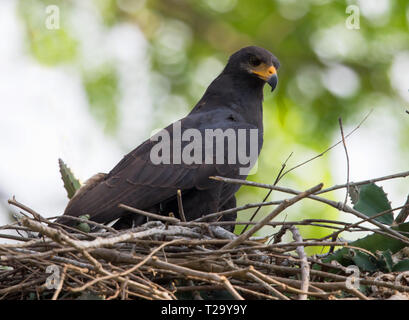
[60,109,259,225]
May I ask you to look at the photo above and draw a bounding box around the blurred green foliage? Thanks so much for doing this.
[17,0,409,253]
[18,0,77,64]
[83,66,119,133]
[18,0,120,133]
[94,0,122,26]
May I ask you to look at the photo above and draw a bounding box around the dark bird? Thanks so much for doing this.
[56,46,280,231]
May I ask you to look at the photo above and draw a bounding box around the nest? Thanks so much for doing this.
[1,175,409,300]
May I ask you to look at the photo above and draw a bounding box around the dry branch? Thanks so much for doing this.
[1,170,409,300]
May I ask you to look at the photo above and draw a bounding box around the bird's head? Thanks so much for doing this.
[225,46,280,91]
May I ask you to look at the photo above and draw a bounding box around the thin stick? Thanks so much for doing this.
[240,152,293,235]
[21,219,207,251]
[149,256,243,299]
[395,195,409,224]
[317,170,409,195]
[211,176,409,245]
[71,240,180,293]
[119,204,180,223]
[280,110,372,180]
[177,190,187,222]
[248,267,321,297]
[48,215,118,233]
[194,199,282,222]
[246,272,290,300]
[322,203,409,241]
[346,287,370,300]
[8,198,95,236]
[221,183,323,250]
[51,265,67,300]
[338,117,350,207]
[220,276,244,300]
[289,226,310,300]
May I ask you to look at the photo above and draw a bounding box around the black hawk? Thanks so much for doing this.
[56,46,280,231]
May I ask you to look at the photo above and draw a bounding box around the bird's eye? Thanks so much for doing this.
[249,56,261,67]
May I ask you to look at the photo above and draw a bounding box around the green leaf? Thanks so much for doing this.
[324,221,409,266]
[58,158,81,199]
[349,250,378,272]
[348,185,360,205]
[353,183,393,225]
[392,259,409,272]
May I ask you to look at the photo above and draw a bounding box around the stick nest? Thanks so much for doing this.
[1,174,409,300]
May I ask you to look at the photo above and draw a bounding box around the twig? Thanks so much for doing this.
[176,190,187,222]
[240,152,293,235]
[221,183,323,250]
[20,218,204,250]
[289,226,310,300]
[210,176,409,245]
[48,215,118,233]
[246,271,290,300]
[346,287,370,300]
[8,198,94,236]
[395,195,409,224]
[220,276,244,300]
[149,256,243,299]
[71,240,180,293]
[317,170,409,195]
[2,177,409,301]
[279,110,372,180]
[51,265,67,300]
[119,204,180,224]
[322,203,409,241]
[194,199,282,222]
[338,117,350,208]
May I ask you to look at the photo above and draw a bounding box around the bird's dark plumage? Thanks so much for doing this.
[56,46,280,231]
